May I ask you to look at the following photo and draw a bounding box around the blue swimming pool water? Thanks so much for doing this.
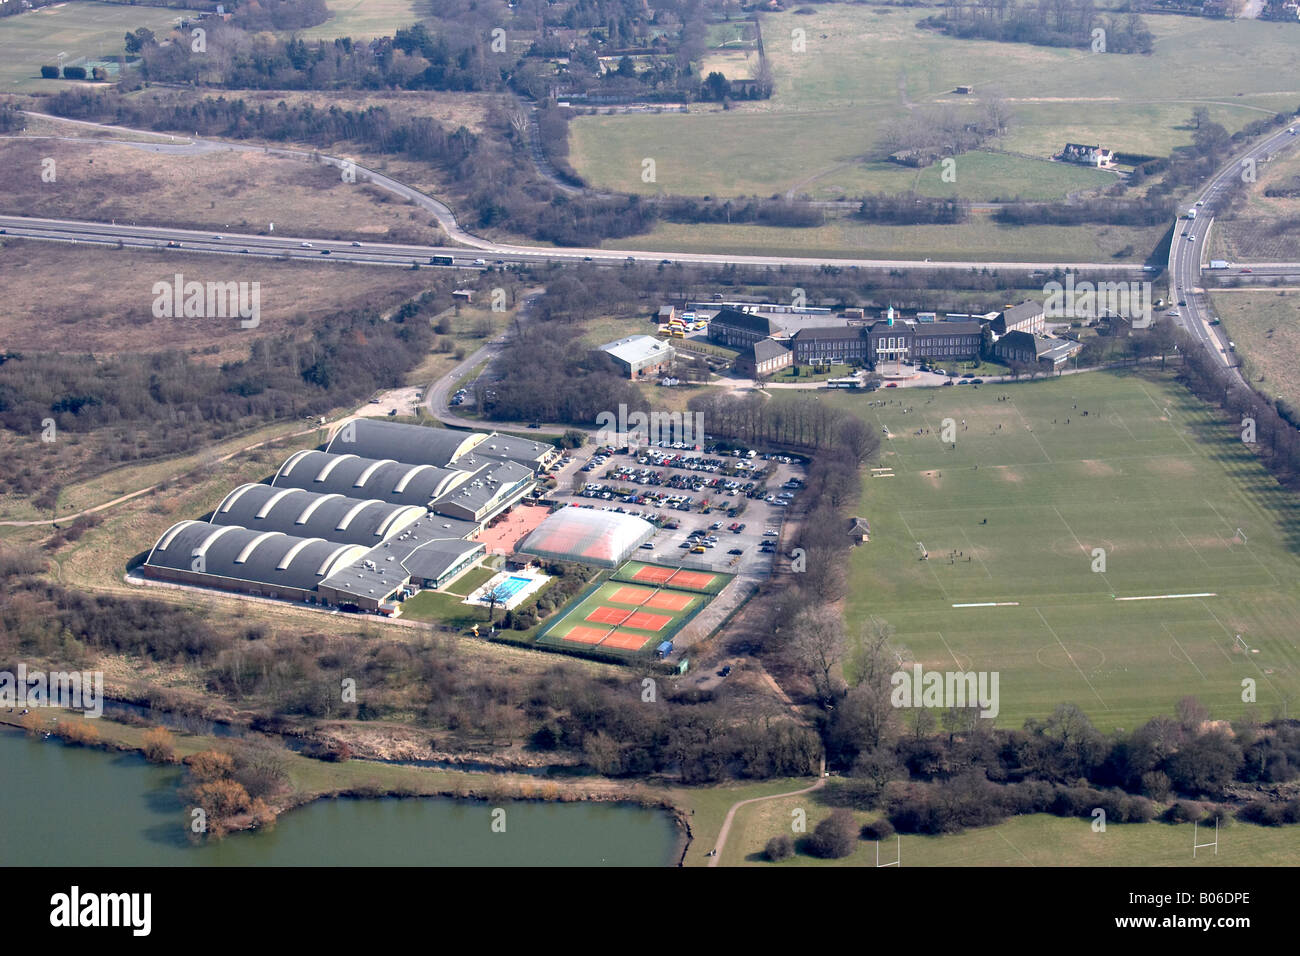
[482,575,531,602]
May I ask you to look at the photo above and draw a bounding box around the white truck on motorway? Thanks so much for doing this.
[1186,209,1197,220]
[1209,260,1229,270]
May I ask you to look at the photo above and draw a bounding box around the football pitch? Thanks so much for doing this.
[832,370,1300,731]
[0,2,193,89]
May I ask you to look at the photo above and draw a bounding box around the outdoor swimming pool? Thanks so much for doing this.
[481,575,532,602]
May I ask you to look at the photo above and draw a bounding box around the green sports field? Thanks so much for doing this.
[0,2,194,89]
[571,7,1300,202]
[826,369,1300,731]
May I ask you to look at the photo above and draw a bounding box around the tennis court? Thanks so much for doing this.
[610,585,658,606]
[612,560,731,595]
[585,606,674,631]
[537,572,717,654]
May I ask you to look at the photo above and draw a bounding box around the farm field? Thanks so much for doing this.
[717,792,1300,866]
[570,7,1300,202]
[0,1,194,90]
[1209,145,1300,263]
[602,217,1167,263]
[0,137,442,247]
[827,369,1300,732]
[1207,290,1300,411]
[295,0,424,40]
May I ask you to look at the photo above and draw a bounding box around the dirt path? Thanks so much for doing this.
[708,759,825,867]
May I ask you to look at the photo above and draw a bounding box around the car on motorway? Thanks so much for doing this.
[351,241,362,247]
[166,241,181,248]
[473,258,486,266]
[660,259,671,265]
[583,256,593,262]
[213,234,223,239]
[1178,300,1187,307]
[321,249,331,255]
[1167,310,1180,317]
[300,241,313,248]
[1240,268,1253,274]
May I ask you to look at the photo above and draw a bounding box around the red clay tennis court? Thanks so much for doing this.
[630,565,718,591]
[600,631,651,650]
[629,564,675,585]
[585,606,673,631]
[646,591,693,611]
[609,585,656,606]
[563,625,610,645]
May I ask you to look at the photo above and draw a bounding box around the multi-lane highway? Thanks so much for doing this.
[1166,122,1300,375]
[0,211,1141,275]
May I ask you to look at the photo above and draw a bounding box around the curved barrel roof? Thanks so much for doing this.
[326,419,486,468]
[210,483,425,546]
[144,520,367,591]
[273,450,467,507]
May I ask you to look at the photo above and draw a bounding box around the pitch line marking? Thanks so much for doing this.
[1035,607,1109,711]
[1162,621,1208,681]
[1114,592,1216,601]
[952,602,1020,607]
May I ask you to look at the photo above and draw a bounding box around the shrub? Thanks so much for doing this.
[764,834,794,862]
[62,66,87,80]
[807,809,858,859]
[54,720,100,745]
[860,818,895,841]
[41,66,59,79]
[1164,800,1205,824]
[142,726,176,764]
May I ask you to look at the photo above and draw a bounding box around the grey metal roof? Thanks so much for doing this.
[319,514,482,597]
[1001,300,1045,326]
[751,339,791,362]
[273,450,467,507]
[917,320,983,335]
[430,460,533,515]
[456,434,556,472]
[211,483,426,546]
[598,334,674,366]
[326,419,486,468]
[144,520,366,591]
[711,307,780,335]
[793,326,864,341]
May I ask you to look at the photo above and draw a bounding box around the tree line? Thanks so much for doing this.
[919,2,1154,53]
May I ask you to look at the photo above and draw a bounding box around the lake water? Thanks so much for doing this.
[0,730,679,866]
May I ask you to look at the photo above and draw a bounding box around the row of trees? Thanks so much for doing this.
[921,3,1154,54]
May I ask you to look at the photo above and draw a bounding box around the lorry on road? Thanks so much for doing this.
[1209,260,1229,270]
[1186,209,1197,220]
[430,255,454,266]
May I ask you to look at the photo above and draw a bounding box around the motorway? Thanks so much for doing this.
[1167,122,1300,378]
[2,111,1137,274]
